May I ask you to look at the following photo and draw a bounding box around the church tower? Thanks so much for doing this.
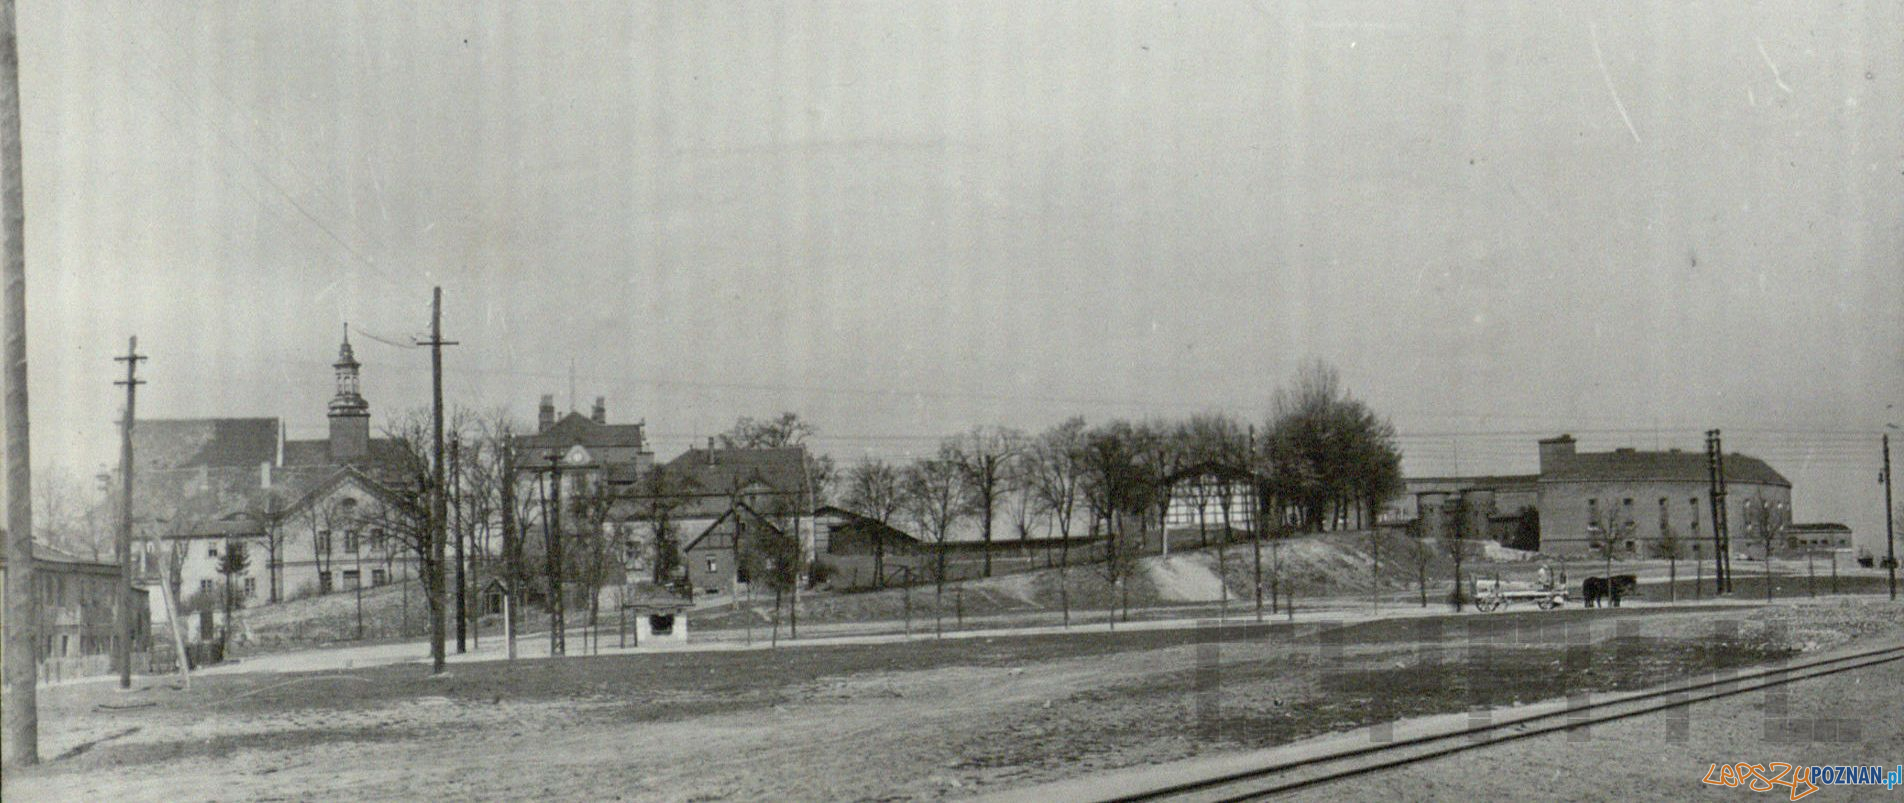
[328,324,370,461]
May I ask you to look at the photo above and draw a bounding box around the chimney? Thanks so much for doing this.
[707,437,716,464]
[1537,434,1577,475]
[538,394,556,432]
[591,396,606,425]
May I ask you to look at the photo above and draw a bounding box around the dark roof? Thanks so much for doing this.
[282,437,407,470]
[515,413,648,451]
[815,505,925,544]
[0,541,125,572]
[133,418,279,470]
[1788,522,1851,533]
[1540,449,1789,487]
[1406,474,1540,489]
[661,446,811,500]
[623,580,693,610]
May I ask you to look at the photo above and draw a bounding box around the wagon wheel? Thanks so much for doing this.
[1476,596,1502,612]
[1536,596,1558,611]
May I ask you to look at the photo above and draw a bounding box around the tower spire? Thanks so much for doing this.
[329,323,370,461]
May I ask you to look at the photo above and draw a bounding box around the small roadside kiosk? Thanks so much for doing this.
[623,581,693,647]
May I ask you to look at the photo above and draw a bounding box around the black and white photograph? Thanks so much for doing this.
[1,2,1901,801]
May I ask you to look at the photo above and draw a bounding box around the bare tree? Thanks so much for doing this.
[216,541,251,652]
[1409,519,1434,607]
[1078,421,1153,626]
[720,412,836,505]
[368,409,445,669]
[902,450,966,638]
[1027,417,1086,626]
[630,464,687,587]
[566,470,621,653]
[841,459,903,587]
[947,426,1024,578]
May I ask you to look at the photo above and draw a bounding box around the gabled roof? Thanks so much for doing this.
[814,505,925,544]
[274,464,413,521]
[133,418,280,470]
[662,446,810,500]
[515,413,648,453]
[1539,449,1789,487]
[681,502,785,554]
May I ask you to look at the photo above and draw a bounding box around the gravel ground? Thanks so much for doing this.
[6,600,1895,802]
[1278,638,1904,802]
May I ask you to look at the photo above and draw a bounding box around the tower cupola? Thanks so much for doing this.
[328,324,371,461]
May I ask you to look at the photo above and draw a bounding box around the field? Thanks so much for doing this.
[10,597,1903,801]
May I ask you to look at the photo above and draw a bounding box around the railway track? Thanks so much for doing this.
[1107,641,1904,802]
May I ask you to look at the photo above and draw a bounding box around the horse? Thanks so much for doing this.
[1582,574,1638,608]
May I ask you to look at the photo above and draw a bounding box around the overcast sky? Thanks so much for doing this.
[17,1,1903,547]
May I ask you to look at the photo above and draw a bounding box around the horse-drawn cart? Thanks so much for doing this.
[1471,577,1568,612]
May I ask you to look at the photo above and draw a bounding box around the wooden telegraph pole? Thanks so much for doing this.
[415,287,456,673]
[451,433,465,654]
[500,435,518,661]
[545,452,564,656]
[1,0,35,766]
[112,337,145,689]
[1884,434,1896,601]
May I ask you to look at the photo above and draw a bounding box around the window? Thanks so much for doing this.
[317,530,332,553]
[706,557,718,573]
[319,571,333,594]
[372,568,388,586]
[243,577,256,597]
[208,545,219,557]
[342,570,361,590]
[200,579,214,592]
[344,529,359,553]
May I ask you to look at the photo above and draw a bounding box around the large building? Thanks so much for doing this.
[1534,435,1790,559]
[134,330,422,620]
[1392,434,1795,560]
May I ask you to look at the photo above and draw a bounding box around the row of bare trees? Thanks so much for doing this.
[832,361,1405,627]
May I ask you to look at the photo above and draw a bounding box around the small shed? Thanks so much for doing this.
[623,581,693,646]
[480,577,509,617]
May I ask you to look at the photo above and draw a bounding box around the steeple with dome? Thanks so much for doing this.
[327,324,370,460]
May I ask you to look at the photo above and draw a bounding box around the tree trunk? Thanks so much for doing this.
[1059,525,1071,627]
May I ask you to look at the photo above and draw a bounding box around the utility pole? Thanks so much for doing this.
[1715,431,1732,594]
[1706,430,1732,594]
[112,337,144,689]
[500,434,518,661]
[415,287,457,674]
[1,0,36,765]
[451,433,465,653]
[541,452,565,656]
[1884,434,1896,601]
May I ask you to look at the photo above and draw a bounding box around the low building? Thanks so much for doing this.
[1780,522,1853,555]
[0,542,152,683]
[623,581,692,646]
